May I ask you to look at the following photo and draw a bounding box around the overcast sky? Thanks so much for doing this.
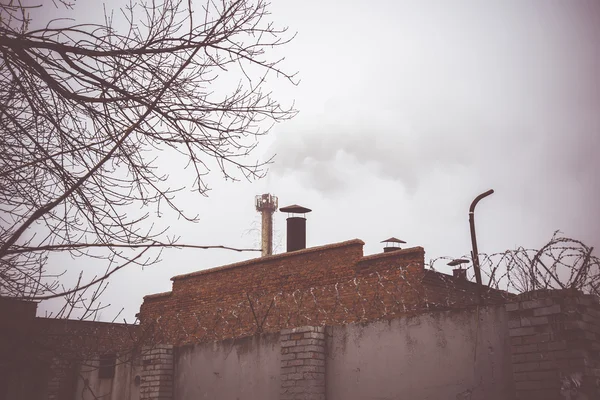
[33,0,600,321]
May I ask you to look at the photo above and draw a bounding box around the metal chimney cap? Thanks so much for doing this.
[381,237,406,244]
[279,204,312,214]
[447,259,470,267]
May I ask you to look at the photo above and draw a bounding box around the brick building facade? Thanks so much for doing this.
[138,238,507,345]
[0,296,140,400]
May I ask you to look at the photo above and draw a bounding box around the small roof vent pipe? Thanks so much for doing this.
[381,237,406,253]
[469,189,494,287]
[279,204,312,252]
[448,259,470,281]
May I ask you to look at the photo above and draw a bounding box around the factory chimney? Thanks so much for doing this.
[279,204,312,252]
[255,194,278,257]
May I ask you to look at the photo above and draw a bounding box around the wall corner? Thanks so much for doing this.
[140,344,174,400]
[506,290,600,400]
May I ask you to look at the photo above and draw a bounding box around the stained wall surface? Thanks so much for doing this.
[326,305,514,400]
[75,356,141,400]
[174,332,280,400]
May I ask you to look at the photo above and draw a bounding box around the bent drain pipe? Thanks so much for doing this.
[469,189,494,289]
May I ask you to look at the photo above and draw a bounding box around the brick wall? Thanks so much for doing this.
[140,345,173,400]
[138,240,509,347]
[422,269,512,310]
[280,326,327,400]
[138,241,430,345]
[507,290,600,400]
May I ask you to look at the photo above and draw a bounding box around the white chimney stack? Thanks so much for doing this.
[255,194,278,256]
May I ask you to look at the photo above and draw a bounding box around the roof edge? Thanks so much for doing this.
[423,269,516,298]
[35,317,138,328]
[172,239,366,281]
[358,246,425,263]
[143,291,172,300]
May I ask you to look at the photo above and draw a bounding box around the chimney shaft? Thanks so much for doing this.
[447,259,470,281]
[286,216,306,252]
[453,268,467,280]
[279,204,312,252]
[255,194,278,257]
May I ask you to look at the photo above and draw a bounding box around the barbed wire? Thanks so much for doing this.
[427,231,599,296]
[137,233,597,345]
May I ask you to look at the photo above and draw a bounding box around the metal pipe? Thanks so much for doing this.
[469,189,494,286]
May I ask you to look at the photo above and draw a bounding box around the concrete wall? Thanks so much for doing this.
[75,356,141,400]
[326,305,514,400]
[174,332,280,400]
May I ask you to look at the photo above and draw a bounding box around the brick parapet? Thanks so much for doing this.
[140,345,174,400]
[506,290,600,400]
[280,326,327,400]
[138,241,430,345]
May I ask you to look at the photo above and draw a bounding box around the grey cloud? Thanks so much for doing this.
[269,108,478,195]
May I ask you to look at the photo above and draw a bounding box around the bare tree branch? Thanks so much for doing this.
[0,0,297,316]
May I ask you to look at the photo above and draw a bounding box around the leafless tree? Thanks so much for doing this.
[0,0,297,316]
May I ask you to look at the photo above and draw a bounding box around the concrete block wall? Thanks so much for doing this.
[140,345,174,400]
[280,326,327,400]
[507,290,600,400]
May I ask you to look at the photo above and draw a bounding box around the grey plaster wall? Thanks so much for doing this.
[327,305,513,400]
[174,332,280,400]
[75,356,141,400]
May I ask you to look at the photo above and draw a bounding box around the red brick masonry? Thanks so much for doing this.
[139,239,506,345]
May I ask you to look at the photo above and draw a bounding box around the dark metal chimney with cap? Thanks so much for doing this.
[279,204,312,252]
[381,237,406,253]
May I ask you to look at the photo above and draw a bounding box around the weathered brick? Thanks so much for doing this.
[508,319,521,329]
[533,304,561,317]
[303,359,325,366]
[522,298,554,310]
[282,359,305,367]
[281,380,296,387]
[512,362,540,372]
[520,316,549,327]
[304,332,326,340]
[297,338,323,346]
[509,327,537,337]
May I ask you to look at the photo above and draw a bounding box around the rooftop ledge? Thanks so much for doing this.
[171,239,366,281]
[358,246,425,263]
[143,291,172,300]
